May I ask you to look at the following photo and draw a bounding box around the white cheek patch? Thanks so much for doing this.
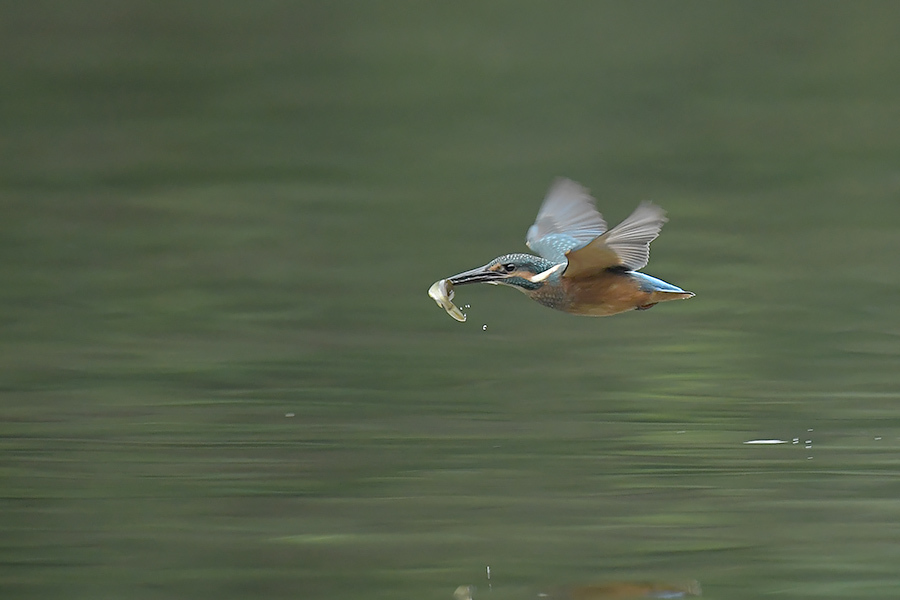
[526,263,565,283]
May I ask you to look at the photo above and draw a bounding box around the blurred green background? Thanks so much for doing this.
[3,2,900,599]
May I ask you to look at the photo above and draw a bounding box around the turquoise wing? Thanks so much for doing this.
[525,178,607,263]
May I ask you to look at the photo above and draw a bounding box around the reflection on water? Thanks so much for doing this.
[455,584,476,600]
[547,580,702,600]
[454,580,701,600]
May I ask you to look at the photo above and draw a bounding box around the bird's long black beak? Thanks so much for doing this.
[448,264,504,285]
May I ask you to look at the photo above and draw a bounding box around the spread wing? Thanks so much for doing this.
[563,201,667,279]
[525,178,607,263]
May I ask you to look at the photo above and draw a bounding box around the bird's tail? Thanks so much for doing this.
[650,290,695,303]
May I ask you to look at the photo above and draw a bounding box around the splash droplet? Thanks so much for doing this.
[482,324,488,331]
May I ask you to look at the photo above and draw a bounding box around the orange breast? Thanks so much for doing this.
[562,271,653,316]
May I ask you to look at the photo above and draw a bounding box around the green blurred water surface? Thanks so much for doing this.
[3,3,900,599]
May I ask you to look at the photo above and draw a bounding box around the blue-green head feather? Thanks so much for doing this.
[448,253,562,292]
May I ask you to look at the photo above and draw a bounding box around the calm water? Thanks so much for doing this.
[3,3,900,599]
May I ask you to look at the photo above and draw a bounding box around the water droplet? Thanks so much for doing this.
[482,324,488,331]
[285,413,295,418]
[464,304,471,309]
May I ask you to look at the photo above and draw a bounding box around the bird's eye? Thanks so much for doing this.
[504,263,516,272]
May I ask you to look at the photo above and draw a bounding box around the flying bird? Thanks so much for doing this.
[429,178,693,321]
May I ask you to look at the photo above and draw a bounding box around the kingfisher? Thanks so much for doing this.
[429,178,693,321]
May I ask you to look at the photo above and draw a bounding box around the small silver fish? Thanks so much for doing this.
[428,278,467,322]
